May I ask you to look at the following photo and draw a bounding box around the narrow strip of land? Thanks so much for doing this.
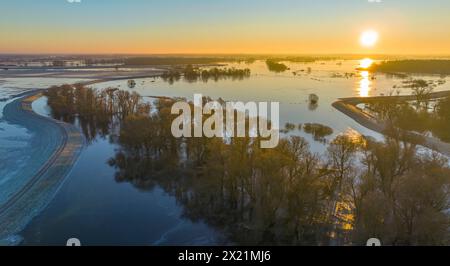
[336,90,450,105]
[333,90,450,156]
[0,91,84,244]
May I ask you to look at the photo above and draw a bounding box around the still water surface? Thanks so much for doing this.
[1,60,448,245]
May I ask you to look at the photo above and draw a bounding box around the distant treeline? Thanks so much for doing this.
[125,56,326,66]
[123,55,363,66]
[124,57,240,66]
[369,60,450,75]
[161,65,251,83]
[268,57,324,63]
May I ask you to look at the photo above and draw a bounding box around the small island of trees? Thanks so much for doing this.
[266,59,289,73]
[161,65,251,84]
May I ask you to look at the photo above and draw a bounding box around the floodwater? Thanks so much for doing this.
[91,59,449,152]
[1,60,449,245]
[0,78,88,207]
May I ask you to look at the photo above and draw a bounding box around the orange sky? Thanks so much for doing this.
[1,0,450,55]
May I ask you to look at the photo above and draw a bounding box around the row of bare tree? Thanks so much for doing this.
[45,87,450,245]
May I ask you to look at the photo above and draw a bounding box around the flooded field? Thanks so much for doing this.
[1,59,449,245]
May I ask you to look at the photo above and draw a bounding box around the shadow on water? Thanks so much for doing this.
[28,84,450,246]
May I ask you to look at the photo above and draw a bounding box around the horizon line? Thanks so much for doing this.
[2,52,450,57]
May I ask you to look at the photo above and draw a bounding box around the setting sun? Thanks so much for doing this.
[3,0,450,251]
[360,30,379,47]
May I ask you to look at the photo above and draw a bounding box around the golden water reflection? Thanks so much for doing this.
[357,58,374,97]
[359,58,374,69]
[359,71,371,97]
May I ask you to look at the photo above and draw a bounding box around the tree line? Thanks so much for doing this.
[161,65,251,84]
[364,80,450,142]
[45,85,450,245]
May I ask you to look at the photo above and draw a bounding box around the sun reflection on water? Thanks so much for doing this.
[359,58,374,69]
[359,71,371,97]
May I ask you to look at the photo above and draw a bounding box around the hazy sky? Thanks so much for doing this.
[1,0,450,54]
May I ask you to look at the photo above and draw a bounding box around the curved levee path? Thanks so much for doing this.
[333,90,450,157]
[0,91,84,245]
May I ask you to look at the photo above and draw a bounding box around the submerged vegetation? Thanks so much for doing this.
[266,60,289,73]
[44,84,450,246]
[110,111,450,246]
[303,123,334,142]
[161,65,251,84]
[369,60,450,75]
[44,84,150,142]
[366,95,450,142]
[362,79,450,142]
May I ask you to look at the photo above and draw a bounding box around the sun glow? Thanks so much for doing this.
[360,30,379,47]
[359,58,374,69]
